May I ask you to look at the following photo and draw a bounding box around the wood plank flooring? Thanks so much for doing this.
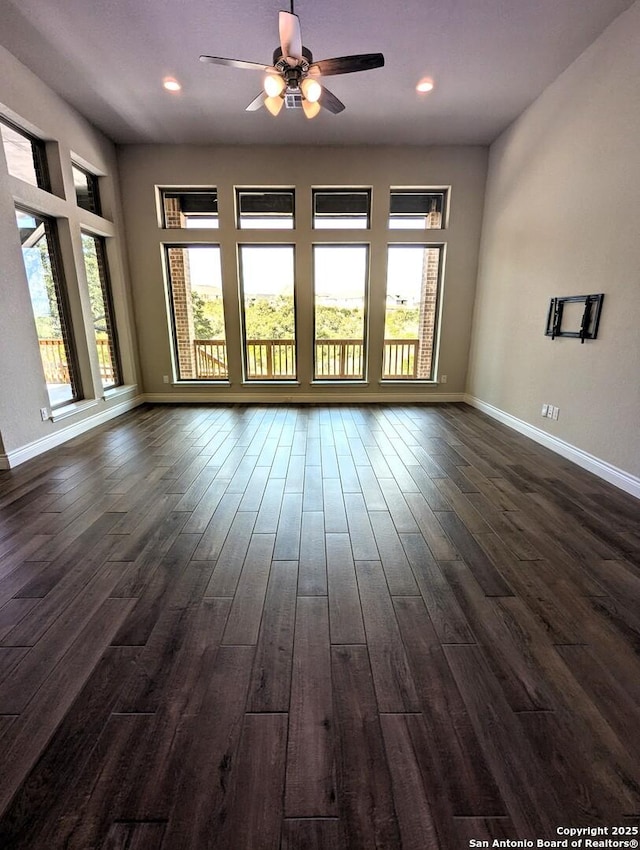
[0,402,639,849]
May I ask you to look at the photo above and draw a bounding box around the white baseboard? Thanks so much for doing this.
[143,391,465,404]
[464,394,640,500]
[0,394,145,470]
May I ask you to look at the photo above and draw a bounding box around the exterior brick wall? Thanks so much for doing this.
[165,198,195,378]
[416,203,442,378]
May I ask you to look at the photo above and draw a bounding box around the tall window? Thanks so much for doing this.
[162,189,218,229]
[239,245,296,380]
[165,245,227,380]
[1,120,50,190]
[73,165,101,215]
[382,245,443,380]
[81,233,121,389]
[313,245,368,380]
[16,208,80,407]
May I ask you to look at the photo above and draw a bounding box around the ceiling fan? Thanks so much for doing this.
[199,3,384,118]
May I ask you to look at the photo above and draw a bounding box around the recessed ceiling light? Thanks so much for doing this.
[416,78,434,93]
[163,78,182,92]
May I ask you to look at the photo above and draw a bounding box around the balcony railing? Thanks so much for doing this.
[248,340,296,379]
[193,338,420,380]
[194,340,228,379]
[39,339,117,385]
[315,339,364,379]
[383,339,419,379]
[40,337,420,384]
[39,339,71,384]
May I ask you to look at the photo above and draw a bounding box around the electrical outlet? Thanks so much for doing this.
[40,407,49,421]
[547,405,554,418]
[541,404,548,417]
[440,374,447,384]
[552,406,559,420]
[163,375,170,384]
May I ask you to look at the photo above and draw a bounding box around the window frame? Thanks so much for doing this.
[237,243,298,382]
[388,188,448,230]
[312,242,370,382]
[312,188,372,229]
[160,188,219,229]
[16,206,82,407]
[381,242,445,382]
[72,163,102,216]
[235,188,296,230]
[1,118,51,191]
[81,231,122,390]
[163,242,229,382]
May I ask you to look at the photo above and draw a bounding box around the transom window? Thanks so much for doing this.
[162,189,219,229]
[313,189,371,229]
[73,164,101,215]
[1,120,50,190]
[389,190,446,229]
[236,189,295,229]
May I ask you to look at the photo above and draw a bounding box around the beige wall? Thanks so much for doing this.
[467,1,640,480]
[117,144,487,401]
[0,47,140,464]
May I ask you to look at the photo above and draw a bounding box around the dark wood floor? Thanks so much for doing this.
[0,403,639,849]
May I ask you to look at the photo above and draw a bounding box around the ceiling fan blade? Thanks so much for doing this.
[279,11,302,63]
[246,92,266,111]
[309,53,384,77]
[199,55,274,72]
[318,86,346,114]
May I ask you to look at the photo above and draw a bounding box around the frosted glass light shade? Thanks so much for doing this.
[302,99,321,119]
[264,74,285,97]
[264,95,284,116]
[301,78,321,103]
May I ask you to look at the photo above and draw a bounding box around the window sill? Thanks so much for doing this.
[312,380,369,386]
[172,380,231,387]
[50,399,99,422]
[240,380,301,387]
[378,380,438,385]
[103,384,138,400]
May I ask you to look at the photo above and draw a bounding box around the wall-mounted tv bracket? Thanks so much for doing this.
[545,293,604,343]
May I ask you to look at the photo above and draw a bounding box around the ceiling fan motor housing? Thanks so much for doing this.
[273,45,312,71]
[271,46,313,106]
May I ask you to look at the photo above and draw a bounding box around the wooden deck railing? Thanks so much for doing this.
[38,339,71,384]
[41,337,420,384]
[315,339,364,379]
[247,340,296,379]
[39,339,117,385]
[383,339,419,379]
[194,338,419,379]
[194,340,228,378]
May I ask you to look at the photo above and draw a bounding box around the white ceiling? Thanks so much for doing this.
[0,0,634,146]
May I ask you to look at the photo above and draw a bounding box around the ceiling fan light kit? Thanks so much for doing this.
[264,74,285,97]
[264,94,285,115]
[199,6,384,118]
[300,77,321,103]
[302,98,321,119]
